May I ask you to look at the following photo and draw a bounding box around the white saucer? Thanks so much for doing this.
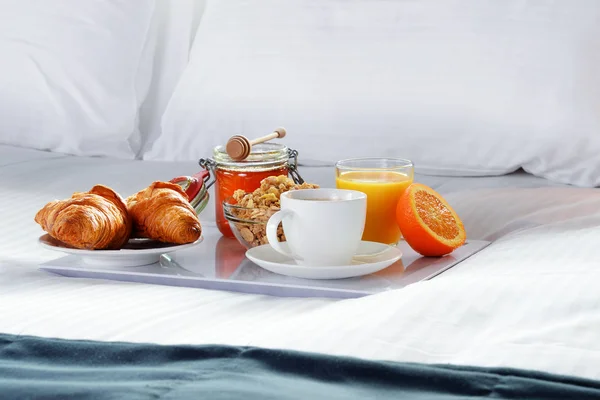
[38,234,204,267]
[245,241,402,280]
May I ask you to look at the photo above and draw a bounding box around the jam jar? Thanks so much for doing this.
[199,143,303,238]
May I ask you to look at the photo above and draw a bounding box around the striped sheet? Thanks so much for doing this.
[1,147,599,381]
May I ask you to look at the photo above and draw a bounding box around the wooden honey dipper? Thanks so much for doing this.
[225,127,287,161]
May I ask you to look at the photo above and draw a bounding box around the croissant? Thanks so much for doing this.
[35,185,132,250]
[126,181,202,244]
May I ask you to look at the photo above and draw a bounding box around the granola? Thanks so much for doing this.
[229,175,319,247]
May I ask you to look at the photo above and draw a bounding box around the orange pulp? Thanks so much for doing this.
[396,183,466,256]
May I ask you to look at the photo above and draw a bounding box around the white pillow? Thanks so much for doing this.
[137,0,207,157]
[148,0,600,187]
[0,0,155,159]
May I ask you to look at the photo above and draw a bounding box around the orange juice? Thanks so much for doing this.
[336,171,412,244]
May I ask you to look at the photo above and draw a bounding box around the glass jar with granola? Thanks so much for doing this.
[223,175,319,248]
[199,143,304,238]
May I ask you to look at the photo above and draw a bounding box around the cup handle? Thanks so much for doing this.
[266,209,301,260]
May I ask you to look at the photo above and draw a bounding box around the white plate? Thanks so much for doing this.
[245,241,402,280]
[38,234,204,267]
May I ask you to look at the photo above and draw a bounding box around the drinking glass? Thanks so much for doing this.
[335,158,414,245]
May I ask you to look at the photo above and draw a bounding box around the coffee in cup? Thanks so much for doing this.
[266,188,367,266]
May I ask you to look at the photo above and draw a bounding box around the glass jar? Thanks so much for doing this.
[199,143,303,238]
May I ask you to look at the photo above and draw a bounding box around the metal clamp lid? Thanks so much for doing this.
[198,158,218,189]
[286,148,304,184]
[198,147,304,189]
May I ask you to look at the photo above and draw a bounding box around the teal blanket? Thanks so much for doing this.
[1,333,599,399]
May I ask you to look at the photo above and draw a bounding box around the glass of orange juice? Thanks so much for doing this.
[335,158,414,245]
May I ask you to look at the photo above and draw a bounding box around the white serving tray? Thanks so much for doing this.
[39,227,490,299]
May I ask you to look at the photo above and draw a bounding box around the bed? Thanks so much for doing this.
[2,1,600,398]
[2,144,600,381]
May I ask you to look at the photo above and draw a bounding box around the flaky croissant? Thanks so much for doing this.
[35,185,132,250]
[126,181,202,244]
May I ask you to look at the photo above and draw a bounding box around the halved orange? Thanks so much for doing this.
[396,183,466,257]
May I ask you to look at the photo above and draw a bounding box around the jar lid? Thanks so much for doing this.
[213,143,289,168]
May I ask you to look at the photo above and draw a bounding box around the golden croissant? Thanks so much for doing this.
[35,185,132,250]
[126,181,202,244]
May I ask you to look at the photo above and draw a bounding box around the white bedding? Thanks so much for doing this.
[152,0,600,188]
[1,145,599,382]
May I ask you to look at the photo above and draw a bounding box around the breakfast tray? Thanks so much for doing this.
[39,228,490,299]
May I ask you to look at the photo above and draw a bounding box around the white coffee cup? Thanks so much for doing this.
[266,188,367,266]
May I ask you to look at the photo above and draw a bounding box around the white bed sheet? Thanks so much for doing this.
[0,145,68,167]
[1,146,599,382]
